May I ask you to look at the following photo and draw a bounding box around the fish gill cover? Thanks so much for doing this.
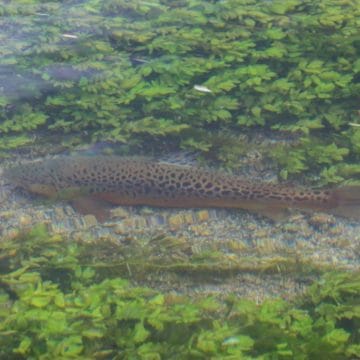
[0,0,359,185]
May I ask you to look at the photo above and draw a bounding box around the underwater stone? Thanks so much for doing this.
[110,207,130,218]
[82,214,98,228]
[168,214,186,230]
[19,215,32,226]
[196,210,210,222]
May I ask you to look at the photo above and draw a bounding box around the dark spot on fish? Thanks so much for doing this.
[268,195,283,200]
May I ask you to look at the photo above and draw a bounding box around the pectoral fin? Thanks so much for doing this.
[71,196,112,222]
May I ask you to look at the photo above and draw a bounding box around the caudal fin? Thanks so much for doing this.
[330,186,360,219]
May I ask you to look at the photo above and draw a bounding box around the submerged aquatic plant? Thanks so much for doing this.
[0,0,359,184]
[0,225,359,359]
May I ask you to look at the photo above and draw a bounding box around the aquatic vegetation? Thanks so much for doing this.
[0,0,360,184]
[0,225,359,358]
[1,1,360,357]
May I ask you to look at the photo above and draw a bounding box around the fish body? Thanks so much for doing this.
[4,156,360,220]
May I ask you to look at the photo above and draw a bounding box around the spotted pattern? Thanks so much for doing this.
[4,156,336,210]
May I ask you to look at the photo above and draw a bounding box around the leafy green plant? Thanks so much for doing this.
[1,0,360,182]
[0,225,359,359]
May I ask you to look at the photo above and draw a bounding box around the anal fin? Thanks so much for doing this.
[254,207,290,221]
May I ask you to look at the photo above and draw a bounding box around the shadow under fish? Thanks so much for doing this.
[3,156,360,222]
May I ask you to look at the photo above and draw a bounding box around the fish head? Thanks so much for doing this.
[3,161,58,197]
[3,158,94,200]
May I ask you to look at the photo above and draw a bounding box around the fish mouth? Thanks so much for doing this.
[1,169,23,193]
[0,167,15,187]
[0,174,17,204]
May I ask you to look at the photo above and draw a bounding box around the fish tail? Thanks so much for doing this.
[329,186,360,219]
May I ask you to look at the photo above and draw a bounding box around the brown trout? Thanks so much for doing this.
[4,156,360,221]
